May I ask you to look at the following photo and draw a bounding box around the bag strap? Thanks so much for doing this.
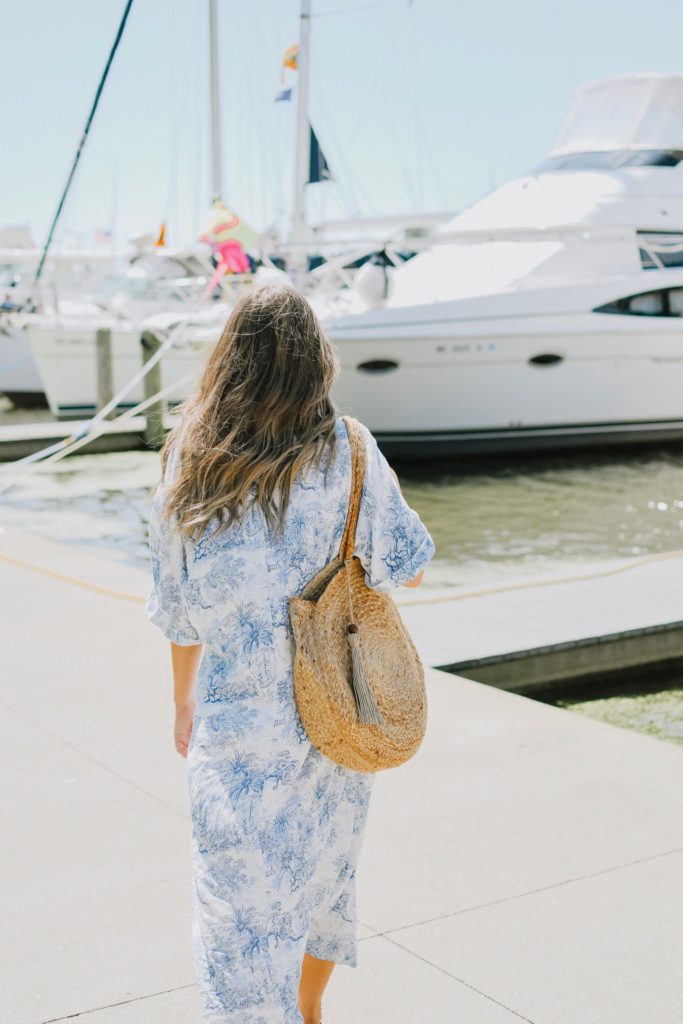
[338,416,367,562]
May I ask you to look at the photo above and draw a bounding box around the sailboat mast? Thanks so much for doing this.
[208,0,223,201]
[290,0,311,246]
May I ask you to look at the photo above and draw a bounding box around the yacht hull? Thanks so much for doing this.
[0,325,46,406]
[25,310,683,455]
[329,311,683,455]
[26,322,204,418]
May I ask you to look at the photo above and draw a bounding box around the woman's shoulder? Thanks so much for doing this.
[334,414,373,443]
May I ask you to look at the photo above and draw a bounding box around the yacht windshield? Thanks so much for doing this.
[533,149,683,173]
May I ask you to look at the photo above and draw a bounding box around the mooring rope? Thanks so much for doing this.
[3,542,683,610]
[398,546,683,607]
[0,365,197,497]
[0,550,145,603]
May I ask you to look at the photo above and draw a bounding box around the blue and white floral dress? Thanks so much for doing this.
[145,416,435,1023]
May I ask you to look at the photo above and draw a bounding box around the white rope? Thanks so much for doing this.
[0,269,220,485]
[0,369,198,496]
[0,321,185,480]
[397,547,683,608]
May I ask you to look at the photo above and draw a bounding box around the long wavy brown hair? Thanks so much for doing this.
[156,284,341,540]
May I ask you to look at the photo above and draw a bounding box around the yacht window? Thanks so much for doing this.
[594,290,668,316]
[668,289,683,315]
[629,291,666,315]
[639,232,683,270]
[640,247,683,269]
[533,149,683,173]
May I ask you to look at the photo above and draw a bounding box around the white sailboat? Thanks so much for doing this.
[23,0,428,420]
[19,0,258,419]
[0,242,120,406]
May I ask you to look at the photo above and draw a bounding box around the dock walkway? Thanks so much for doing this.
[397,549,683,690]
[2,526,682,1022]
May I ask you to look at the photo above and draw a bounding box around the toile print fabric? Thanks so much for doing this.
[145,416,435,1023]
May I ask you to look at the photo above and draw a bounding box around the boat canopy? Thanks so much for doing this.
[550,74,683,156]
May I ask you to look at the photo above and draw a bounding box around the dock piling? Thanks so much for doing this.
[95,329,114,419]
[140,330,165,448]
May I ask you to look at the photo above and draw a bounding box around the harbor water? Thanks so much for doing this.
[3,440,683,747]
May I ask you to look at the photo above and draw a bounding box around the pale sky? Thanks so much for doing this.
[3,0,683,250]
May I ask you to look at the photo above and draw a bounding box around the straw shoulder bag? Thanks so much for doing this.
[288,415,427,773]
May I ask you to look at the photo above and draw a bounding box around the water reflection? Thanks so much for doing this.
[0,450,160,568]
[397,444,683,588]
[4,445,683,589]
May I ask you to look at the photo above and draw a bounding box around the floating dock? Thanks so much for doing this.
[1,526,682,1023]
[396,549,683,692]
[0,413,178,461]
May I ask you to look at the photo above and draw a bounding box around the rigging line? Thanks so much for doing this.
[166,0,180,241]
[314,0,409,16]
[406,0,425,208]
[311,66,370,216]
[30,0,135,297]
[379,1,424,209]
[373,9,420,212]
[251,4,276,233]
[258,2,290,233]
[191,0,204,240]
[406,1,450,210]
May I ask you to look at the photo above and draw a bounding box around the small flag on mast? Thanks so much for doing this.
[275,44,298,101]
[308,125,333,183]
[282,44,299,70]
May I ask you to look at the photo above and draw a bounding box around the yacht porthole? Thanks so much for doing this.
[356,359,400,373]
[529,353,564,367]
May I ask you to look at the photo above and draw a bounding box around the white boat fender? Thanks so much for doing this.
[353,260,394,307]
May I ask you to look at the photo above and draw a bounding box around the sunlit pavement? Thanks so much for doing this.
[1,527,682,1024]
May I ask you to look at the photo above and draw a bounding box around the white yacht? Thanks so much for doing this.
[27,73,683,454]
[322,73,683,454]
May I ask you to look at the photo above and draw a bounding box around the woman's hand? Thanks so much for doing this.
[174,702,195,758]
[169,642,204,757]
[403,568,424,589]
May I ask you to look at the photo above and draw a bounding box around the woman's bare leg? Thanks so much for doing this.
[298,952,336,1024]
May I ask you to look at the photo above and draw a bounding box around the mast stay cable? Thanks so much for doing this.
[30,0,136,300]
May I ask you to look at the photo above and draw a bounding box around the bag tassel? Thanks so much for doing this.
[347,624,384,725]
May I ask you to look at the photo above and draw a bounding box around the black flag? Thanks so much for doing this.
[308,125,333,183]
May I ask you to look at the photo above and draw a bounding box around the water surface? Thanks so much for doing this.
[4,443,683,747]
[6,444,683,591]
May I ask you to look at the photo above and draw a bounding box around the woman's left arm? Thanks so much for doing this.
[170,641,204,757]
[145,448,205,757]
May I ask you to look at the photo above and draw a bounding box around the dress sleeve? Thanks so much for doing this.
[351,422,435,592]
[145,447,202,645]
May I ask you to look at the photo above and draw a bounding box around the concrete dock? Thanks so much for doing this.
[1,526,682,1024]
[396,550,683,692]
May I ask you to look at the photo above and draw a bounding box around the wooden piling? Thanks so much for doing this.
[140,330,165,448]
[95,328,114,419]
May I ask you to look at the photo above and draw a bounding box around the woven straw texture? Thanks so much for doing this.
[289,416,427,773]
